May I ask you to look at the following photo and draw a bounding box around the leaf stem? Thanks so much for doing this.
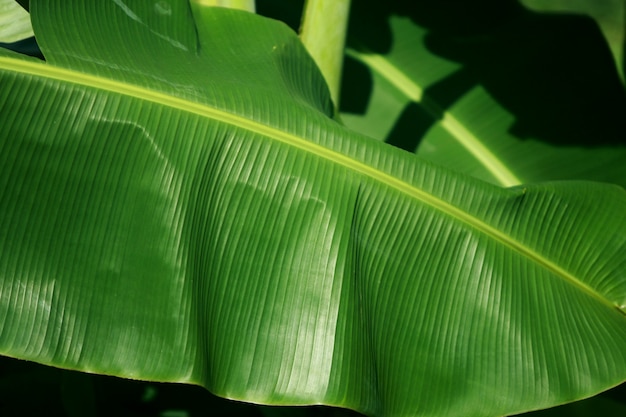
[299,0,351,109]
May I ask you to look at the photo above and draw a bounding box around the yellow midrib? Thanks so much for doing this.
[346,49,522,188]
[0,55,615,311]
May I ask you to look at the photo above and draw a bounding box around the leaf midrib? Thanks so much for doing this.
[0,55,617,313]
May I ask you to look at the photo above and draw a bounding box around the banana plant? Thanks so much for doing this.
[1,1,625,416]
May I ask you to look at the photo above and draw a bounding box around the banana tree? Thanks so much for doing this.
[1,1,625,416]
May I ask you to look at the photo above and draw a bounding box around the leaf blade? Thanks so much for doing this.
[1,3,626,417]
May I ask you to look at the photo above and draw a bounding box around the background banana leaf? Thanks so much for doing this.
[339,0,626,187]
[0,0,31,42]
[1,1,626,416]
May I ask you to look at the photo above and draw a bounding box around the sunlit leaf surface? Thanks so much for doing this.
[0,0,33,42]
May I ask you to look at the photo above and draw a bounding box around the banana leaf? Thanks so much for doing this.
[1,1,626,416]
[341,1,626,188]
[0,0,33,43]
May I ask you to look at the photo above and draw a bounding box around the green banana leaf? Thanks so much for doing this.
[0,0,33,42]
[340,1,626,188]
[1,1,626,416]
